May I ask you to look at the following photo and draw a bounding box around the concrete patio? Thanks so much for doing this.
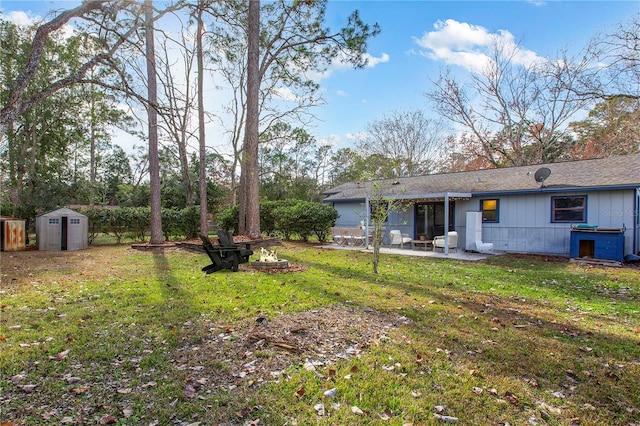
[320,243,497,261]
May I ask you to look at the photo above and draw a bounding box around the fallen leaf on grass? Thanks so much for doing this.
[351,406,365,415]
[18,384,37,393]
[411,390,422,398]
[42,410,56,419]
[472,387,483,395]
[99,414,118,424]
[11,374,25,384]
[49,349,69,361]
[504,391,519,406]
[64,376,82,384]
[236,407,251,418]
[122,408,134,418]
[523,375,539,387]
[314,403,325,416]
[433,413,458,423]
[295,387,305,399]
[323,388,336,398]
[117,388,132,394]
[71,386,90,394]
[377,408,392,420]
[184,380,198,399]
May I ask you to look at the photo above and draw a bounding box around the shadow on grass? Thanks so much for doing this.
[282,248,640,394]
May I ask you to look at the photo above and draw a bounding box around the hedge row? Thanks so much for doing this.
[84,206,200,243]
[216,200,338,242]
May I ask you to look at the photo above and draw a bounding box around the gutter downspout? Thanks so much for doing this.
[634,188,639,255]
[365,197,370,248]
[444,192,450,255]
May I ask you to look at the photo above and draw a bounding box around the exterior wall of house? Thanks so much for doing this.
[330,201,366,227]
[329,188,637,256]
[461,190,636,256]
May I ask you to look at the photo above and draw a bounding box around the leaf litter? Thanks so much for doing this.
[172,305,410,395]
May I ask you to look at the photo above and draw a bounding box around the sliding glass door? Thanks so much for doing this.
[415,202,455,240]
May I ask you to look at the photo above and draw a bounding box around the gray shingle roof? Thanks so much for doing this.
[323,154,640,201]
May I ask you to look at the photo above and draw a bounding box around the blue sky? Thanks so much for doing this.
[2,0,639,153]
[317,1,639,148]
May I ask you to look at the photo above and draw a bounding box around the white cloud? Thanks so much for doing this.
[336,90,347,97]
[318,134,341,147]
[6,11,35,26]
[306,51,390,82]
[273,86,298,102]
[346,132,368,142]
[414,19,543,72]
[364,52,390,68]
[6,10,75,39]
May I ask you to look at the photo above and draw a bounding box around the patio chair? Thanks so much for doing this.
[351,227,366,246]
[331,227,344,245]
[388,229,412,249]
[432,231,458,252]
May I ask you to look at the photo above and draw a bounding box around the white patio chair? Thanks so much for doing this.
[432,231,458,252]
[388,229,412,249]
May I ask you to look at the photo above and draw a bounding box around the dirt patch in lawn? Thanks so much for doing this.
[172,305,410,394]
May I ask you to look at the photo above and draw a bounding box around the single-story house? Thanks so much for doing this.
[323,154,640,260]
[36,208,88,251]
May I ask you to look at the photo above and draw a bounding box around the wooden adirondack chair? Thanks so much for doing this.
[200,230,253,273]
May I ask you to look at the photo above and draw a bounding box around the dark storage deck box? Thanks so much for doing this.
[569,227,625,262]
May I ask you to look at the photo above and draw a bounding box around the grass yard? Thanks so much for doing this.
[1,243,639,425]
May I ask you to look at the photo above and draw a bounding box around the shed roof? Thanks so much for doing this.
[36,208,88,218]
[323,154,640,202]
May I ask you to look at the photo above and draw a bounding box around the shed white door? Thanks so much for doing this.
[44,217,62,251]
[67,217,84,251]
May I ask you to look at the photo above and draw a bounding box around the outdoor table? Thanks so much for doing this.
[411,239,430,251]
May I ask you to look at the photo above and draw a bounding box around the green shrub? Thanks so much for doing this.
[216,205,239,234]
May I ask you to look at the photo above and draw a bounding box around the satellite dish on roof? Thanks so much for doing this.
[534,167,551,188]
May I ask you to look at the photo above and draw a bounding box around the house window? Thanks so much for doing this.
[552,196,586,222]
[48,218,59,225]
[70,218,80,225]
[481,199,499,223]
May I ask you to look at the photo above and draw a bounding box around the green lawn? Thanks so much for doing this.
[1,243,639,425]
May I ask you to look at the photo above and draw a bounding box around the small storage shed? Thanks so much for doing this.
[36,208,88,251]
[0,216,26,252]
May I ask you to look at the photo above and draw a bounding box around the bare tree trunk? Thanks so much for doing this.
[145,0,163,244]
[240,0,261,238]
[196,2,208,236]
[89,85,96,208]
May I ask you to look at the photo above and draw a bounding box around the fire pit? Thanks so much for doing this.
[252,247,289,270]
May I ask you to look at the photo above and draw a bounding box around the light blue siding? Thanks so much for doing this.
[330,201,366,227]
[330,189,637,256]
[468,190,636,256]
